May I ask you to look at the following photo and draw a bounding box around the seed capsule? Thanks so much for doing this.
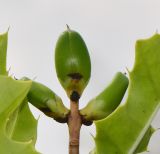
[21,77,69,123]
[80,72,129,121]
[55,26,91,99]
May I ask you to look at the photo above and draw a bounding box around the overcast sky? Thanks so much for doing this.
[0,0,160,153]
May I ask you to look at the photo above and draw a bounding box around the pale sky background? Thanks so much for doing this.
[0,0,160,154]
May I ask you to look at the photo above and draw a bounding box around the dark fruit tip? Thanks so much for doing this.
[70,91,80,102]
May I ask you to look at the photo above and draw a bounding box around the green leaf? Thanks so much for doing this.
[93,34,160,154]
[134,126,155,153]
[55,26,91,99]
[0,75,39,154]
[0,31,8,75]
[80,72,129,121]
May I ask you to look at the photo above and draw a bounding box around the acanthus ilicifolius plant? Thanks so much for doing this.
[0,26,160,154]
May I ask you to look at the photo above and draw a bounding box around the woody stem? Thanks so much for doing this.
[68,99,82,154]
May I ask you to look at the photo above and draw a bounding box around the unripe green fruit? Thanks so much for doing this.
[55,26,91,99]
[80,72,129,121]
[21,77,69,123]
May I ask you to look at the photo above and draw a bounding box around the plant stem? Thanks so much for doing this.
[68,100,82,154]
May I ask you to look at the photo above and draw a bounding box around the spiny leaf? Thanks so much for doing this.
[92,34,160,154]
[0,30,8,75]
[134,126,155,153]
[0,75,39,154]
[8,99,38,144]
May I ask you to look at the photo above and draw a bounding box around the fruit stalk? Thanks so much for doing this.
[68,99,82,154]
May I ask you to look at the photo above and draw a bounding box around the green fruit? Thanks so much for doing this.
[80,72,129,121]
[55,26,91,100]
[21,77,69,123]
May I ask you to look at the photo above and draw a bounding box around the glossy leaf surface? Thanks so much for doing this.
[93,34,160,154]
[134,126,155,153]
[0,31,8,75]
[0,76,39,154]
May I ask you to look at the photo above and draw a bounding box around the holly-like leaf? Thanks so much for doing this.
[0,75,39,154]
[0,31,8,75]
[92,34,160,154]
[134,126,155,153]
